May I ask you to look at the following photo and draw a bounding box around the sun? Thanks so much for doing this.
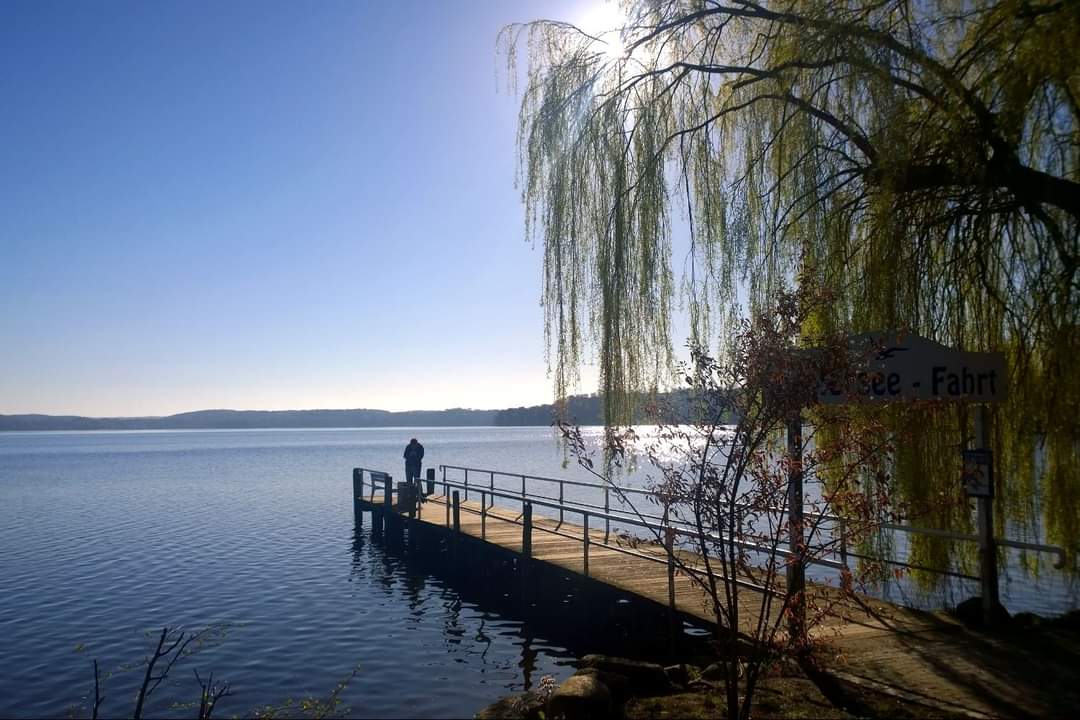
[576,1,628,59]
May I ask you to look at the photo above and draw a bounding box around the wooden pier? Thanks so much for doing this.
[352,466,930,642]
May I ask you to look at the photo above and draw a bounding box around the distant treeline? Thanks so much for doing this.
[0,391,734,431]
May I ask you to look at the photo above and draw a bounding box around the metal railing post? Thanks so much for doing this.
[464,468,469,502]
[452,491,461,533]
[666,526,676,613]
[604,486,610,542]
[523,502,532,558]
[583,513,590,577]
[445,478,450,527]
[838,520,846,569]
[352,469,362,524]
[481,490,487,540]
[559,481,564,524]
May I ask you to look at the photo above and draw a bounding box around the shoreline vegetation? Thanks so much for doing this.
[0,391,722,432]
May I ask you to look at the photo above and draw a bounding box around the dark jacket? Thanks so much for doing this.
[404,441,424,467]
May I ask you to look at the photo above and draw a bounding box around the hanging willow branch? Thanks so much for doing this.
[502,0,1079,567]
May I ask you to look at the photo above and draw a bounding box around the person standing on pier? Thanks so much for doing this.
[403,437,425,494]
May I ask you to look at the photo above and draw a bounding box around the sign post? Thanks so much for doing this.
[969,406,999,625]
[786,411,805,641]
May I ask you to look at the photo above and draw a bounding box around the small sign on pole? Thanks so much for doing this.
[962,449,994,498]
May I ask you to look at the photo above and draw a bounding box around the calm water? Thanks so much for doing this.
[0,427,688,719]
[1,427,1075,718]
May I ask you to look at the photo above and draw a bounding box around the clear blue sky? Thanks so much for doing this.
[0,0,610,416]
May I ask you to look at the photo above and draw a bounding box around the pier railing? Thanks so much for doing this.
[435,464,1068,579]
[352,464,1068,596]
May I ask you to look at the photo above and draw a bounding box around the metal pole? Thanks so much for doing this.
[452,491,461,534]
[666,527,676,613]
[975,404,999,625]
[481,490,487,540]
[604,486,610,542]
[787,412,806,642]
[523,502,532,559]
[559,481,564,524]
[583,513,590,577]
[839,518,849,589]
[352,469,362,525]
[464,469,469,502]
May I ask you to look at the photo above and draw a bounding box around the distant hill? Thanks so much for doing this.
[0,407,498,431]
[0,391,731,432]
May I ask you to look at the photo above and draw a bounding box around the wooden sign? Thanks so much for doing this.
[817,331,1008,405]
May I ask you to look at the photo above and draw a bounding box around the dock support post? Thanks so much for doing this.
[523,502,532,559]
[452,491,461,534]
[583,513,590,577]
[426,468,435,496]
[787,412,806,643]
[352,469,362,526]
[974,405,1000,626]
[481,491,487,540]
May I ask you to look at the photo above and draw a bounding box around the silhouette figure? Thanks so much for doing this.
[403,438,425,491]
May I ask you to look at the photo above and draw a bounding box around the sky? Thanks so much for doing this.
[0,0,616,416]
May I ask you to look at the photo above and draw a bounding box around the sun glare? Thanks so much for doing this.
[576,1,628,59]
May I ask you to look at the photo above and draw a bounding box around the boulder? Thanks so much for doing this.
[577,655,673,696]
[475,691,546,720]
[547,674,612,720]
[573,667,632,704]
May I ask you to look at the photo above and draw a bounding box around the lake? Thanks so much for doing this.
[1,427,1075,718]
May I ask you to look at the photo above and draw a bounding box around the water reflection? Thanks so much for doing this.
[349,510,713,689]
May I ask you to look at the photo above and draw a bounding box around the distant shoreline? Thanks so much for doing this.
[0,396,609,432]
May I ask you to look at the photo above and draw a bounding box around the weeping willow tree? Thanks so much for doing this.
[501,0,1079,572]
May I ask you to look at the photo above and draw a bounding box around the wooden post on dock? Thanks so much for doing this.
[352,468,362,526]
[452,491,461,533]
[426,468,435,496]
[523,502,533,559]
